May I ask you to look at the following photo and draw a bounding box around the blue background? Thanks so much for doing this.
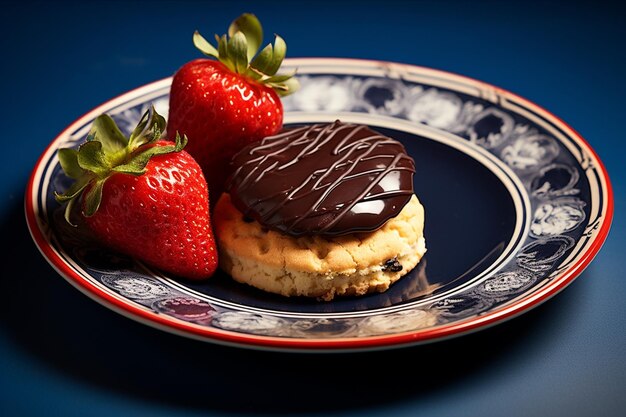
[1,1,624,416]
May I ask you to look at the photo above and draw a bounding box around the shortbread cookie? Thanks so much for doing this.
[215,121,426,300]
[214,193,426,301]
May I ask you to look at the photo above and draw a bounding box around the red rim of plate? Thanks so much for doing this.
[25,58,614,352]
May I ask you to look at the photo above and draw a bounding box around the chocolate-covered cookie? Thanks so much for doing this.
[226,121,415,236]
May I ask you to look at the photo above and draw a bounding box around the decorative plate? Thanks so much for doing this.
[25,58,613,351]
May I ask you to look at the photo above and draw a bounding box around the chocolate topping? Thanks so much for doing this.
[226,121,415,236]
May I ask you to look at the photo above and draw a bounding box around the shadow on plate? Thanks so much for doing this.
[3,200,587,414]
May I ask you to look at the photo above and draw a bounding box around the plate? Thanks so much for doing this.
[25,58,613,351]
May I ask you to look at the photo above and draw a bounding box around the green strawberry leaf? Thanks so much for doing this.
[128,106,167,149]
[58,148,84,179]
[172,132,188,152]
[193,30,219,58]
[265,35,286,76]
[54,173,92,202]
[77,141,110,176]
[228,13,263,61]
[55,174,92,226]
[217,34,235,72]
[273,76,301,97]
[83,178,107,217]
[87,114,128,154]
[114,134,187,176]
[228,31,249,74]
[249,43,273,77]
[265,70,297,84]
[63,196,78,226]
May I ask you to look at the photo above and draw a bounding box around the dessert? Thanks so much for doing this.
[167,13,299,204]
[53,14,427,296]
[214,121,426,300]
[54,107,218,280]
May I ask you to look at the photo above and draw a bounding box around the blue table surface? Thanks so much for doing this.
[2,1,624,416]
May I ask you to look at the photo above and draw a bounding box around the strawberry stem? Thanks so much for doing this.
[193,13,299,96]
[55,106,188,221]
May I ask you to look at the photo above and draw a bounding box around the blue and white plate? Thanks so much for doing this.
[26,58,613,351]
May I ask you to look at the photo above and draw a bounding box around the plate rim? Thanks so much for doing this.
[25,57,614,352]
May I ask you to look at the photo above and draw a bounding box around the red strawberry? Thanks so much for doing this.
[55,107,218,280]
[167,13,299,204]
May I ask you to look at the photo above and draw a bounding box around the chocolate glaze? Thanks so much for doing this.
[226,121,415,236]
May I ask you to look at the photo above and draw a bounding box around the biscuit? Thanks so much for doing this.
[213,193,426,301]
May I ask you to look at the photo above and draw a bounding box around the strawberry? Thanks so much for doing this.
[55,107,218,280]
[167,13,299,204]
